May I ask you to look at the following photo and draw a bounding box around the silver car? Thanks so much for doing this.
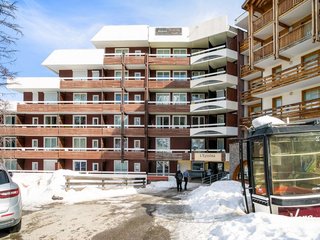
[0,167,22,232]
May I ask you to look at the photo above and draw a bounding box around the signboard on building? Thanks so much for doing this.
[155,28,182,36]
[193,153,225,162]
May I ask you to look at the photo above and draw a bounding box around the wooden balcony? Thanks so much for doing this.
[148,104,190,113]
[240,38,249,53]
[253,8,273,33]
[248,57,320,96]
[253,41,273,62]
[148,152,190,161]
[104,55,145,65]
[124,104,145,113]
[148,128,190,137]
[241,98,320,127]
[124,80,145,89]
[148,80,190,89]
[148,56,190,66]
[60,80,121,90]
[17,104,121,113]
[240,65,262,80]
[241,91,261,105]
[279,0,306,16]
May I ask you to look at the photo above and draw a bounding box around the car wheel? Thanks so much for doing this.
[10,219,22,233]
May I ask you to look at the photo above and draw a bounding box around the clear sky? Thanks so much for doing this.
[12,0,245,78]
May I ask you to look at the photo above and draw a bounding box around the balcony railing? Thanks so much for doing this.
[104,53,146,65]
[148,54,190,65]
[253,41,273,62]
[253,8,273,32]
[241,98,320,126]
[248,56,320,96]
[240,38,249,53]
[241,91,261,104]
[279,0,306,16]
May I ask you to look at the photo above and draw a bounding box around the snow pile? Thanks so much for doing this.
[252,115,285,128]
[12,170,138,210]
[187,181,245,221]
[146,176,177,190]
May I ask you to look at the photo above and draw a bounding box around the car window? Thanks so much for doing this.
[0,170,9,184]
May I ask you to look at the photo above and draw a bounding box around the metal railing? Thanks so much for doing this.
[201,171,229,185]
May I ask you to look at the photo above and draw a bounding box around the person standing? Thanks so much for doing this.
[175,170,183,192]
[183,170,190,190]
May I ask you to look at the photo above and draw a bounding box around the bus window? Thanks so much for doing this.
[251,138,267,196]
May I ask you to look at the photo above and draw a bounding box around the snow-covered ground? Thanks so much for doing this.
[12,170,320,239]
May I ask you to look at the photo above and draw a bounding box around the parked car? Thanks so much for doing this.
[0,166,22,232]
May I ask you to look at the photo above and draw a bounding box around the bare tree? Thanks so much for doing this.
[0,0,22,83]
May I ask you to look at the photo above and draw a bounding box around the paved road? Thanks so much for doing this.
[0,187,195,240]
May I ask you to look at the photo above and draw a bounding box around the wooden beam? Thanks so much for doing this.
[279,22,290,29]
[279,55,290,62]
[273,0,279,59]
[253,36,264,43]
[249,4,254,68]
[312,0,320,42]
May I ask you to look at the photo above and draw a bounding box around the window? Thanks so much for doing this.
[156,49,170,57]
[114,70,128,80]
[173,71,187,81]
[249,104,262,115]
[73,70,87,80]
[272,96,282,109]
[156,138,170,151]
[44,137,57,149]
[251,139,266,196]
[73,115,86,126]
[92,139,99,148]
[134,140,141,149]
[134,163,141,172]
[32,117,39,125]
[217,115,225,124]
[135,50,142,56]
[3,159,17,170]
[114,138,128,150]
[92,117,99,125]
[73,137,86,150]
[4,137,16,148]
[191,139,205,150]
[93,95,99,102]
[173,93,187,105]
[156,93,170,105]
[134,72,141,80]
[172,115,187,128]
[156,71,170,81]
[303,87,320,101]
[217,138,225,150]
[192,116,205,126]
[32,162,38,171]
[156,161,169,175]
[44,92,57,103]
[92,70,100,80]
[73,160,87,171]
[114,160,128,172]
[272,65,282,81]
[134,117,141,126]
[92,163,99,171]
[4,115,15,125]
[0,170,9,184]
[115,48,129,54]
[73,93,87,103]
[192,162,204,171]
[192,71,206,78]
[114,115,128,127]
[192,93,205,102]
[134,95,141,102]
[44,160,57,170]
[216,90,225,98]
[114,93,128,104]
[173,49,187,57]
[156,115,170,128]
[44,115,57,125]
[32,139,38,148]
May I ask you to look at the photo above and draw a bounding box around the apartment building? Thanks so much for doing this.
[236,0,320,131]
[1,17,241,175]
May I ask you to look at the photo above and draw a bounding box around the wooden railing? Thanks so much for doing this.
[240,38,249,53]
[241,90,261,104]
[253,8,273,32]
[240,65,262,78]
[279,21,312,49]
[279,0,306,16]
[248,57,320,95]
[253,41,273,62]
[241,98,320,126]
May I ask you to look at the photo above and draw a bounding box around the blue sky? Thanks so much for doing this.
[12,0,245,78]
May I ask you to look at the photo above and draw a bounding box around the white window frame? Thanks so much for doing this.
[73,70,87,81]
[114,138,128,150]
[115,48,129,54]
[192,93,205,102]
[92,163,99,171]
[217,138,225,150]
[173,93,187,105]
[156,115,170,128]
[192,138,205,150]
[44,137,57,149]
[134,94,141,102]
[73,115,87,126]
[43,160,57,171]
[92,95,99,102]
[32,117,39,125]
[44,115,57,125]
[134,140,141,149]
[217,115,225,124]
[156,71,170,81]
[114,115,128,127]
[114,70,128,80]
[92,117,99,125]
[92,139,99,149]
[73,137,87,150]
[156,49,170,58]
[92,70,100,80]
[216,90,225,98]
[134,163,141,172]
[4,115,15,125]
[44,92,58,103]
[134,117,141,126]
[3,159,17,170]
[135,50,142,56]
[73,160,87,171]
[173,71,187,81]
[114,160,128,172]
[4,137,16,148]
[156,93,170,105]
[32,139,38,148]
[173,49,187,57]
[73,93,87,103]
[172,115,187,128]
[32,162,39,171]
[192,116,205,126]
[156,138,170,151]
[114,92,128,104]
[134,72,141,80]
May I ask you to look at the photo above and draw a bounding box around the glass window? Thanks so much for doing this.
[92,163,99,171]
[156,161,169,175]
[156,138,170,151]
[114,93,128,104]
[73,93,87,103]
[303,88,320,101]
[173,93,187,105]
[93,95,99,102]
[92,118,99,125]
[173,71,187,81]
[134,163,141,172]
[73,160,87,171]
[156,49,170,58]
[134,140,140,149]
[134,117,141,126]
[156,71,170,81]
[114,70,128,80]
[32,117,39,125]
[114,115,128,127]
[73,115,86,126]
[0,170,10,184]
[44,115,57,125]
[173,49,187,57]
[92,139,99,148]
[251,138,267,196]
[156,93,170,105]
[192,94,205,102]
[134,95,141,102]
[44,92,57,103]
[192,162,204,171]
[92,70,100,80]
[4,137,16,148]
[114,138,128,150]
[32,139,38,148]
[44,160,57,170]
[192,116,205,126]
[134,72,141,80]
[191,139,205,150]
[216,90,225,98]
[114,160,128,172]
[4,115,15,125]
[172,115,187,127]
[73,137,86,149]
[156,116,170,128]
[3,159,17,170]
[270,133,320,196]
[115,48,129,54]
[192,71,206,78]
[44,137,57,148]
[217,138,225,150]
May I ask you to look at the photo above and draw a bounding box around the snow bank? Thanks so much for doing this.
[187,181,245,221]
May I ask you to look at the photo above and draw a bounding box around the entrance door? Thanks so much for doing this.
[156,161,169,176]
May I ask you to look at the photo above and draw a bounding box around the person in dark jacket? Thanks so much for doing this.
[175,170,183,192]
[183,170,190,190]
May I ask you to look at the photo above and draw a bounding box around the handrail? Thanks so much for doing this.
[148,77,190,81]
[191,70,226,80]
[191,45,226,56]
[148,53,190,57]
[104,53,146,56]
[279,0,306,16]
[0,124,145,128]
[18,100,144,105]
[148,125,190,128]
[148,101,190,105]
[253,8,273,32]
[0,147,145,152]
[61,76,145,81]
[191,123,226,128]
[148,149,190,153]
[191,97,226,104]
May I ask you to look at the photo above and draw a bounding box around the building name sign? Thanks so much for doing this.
[193,153,224,162]
[155,28,182,36]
